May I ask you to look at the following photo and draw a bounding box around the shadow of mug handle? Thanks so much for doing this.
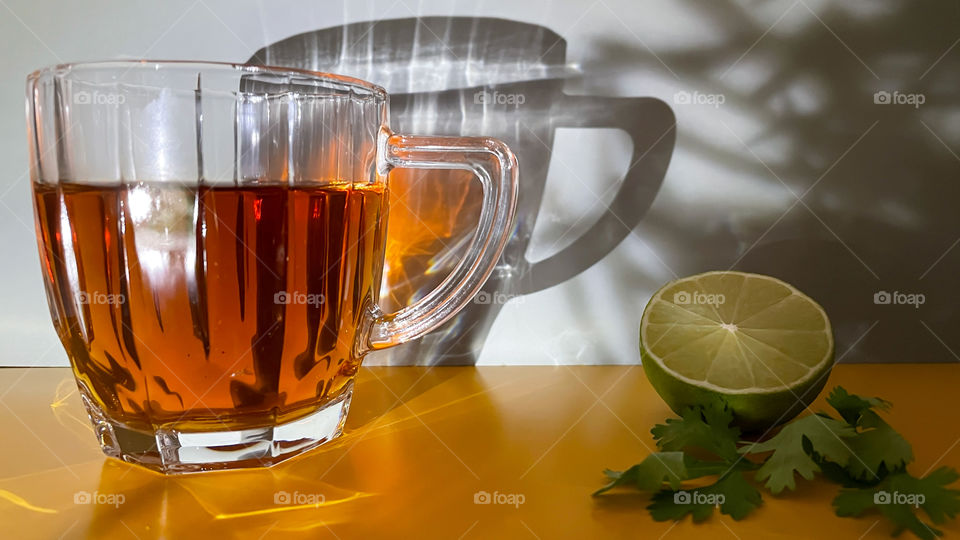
[518,95,676,294]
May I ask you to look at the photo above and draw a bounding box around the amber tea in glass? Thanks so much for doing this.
[27,61,517,473]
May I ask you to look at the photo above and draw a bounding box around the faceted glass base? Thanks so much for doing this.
[79,383,353,474]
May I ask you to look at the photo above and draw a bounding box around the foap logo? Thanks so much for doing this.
[274,490,325,505]
[673,90,725,108]
[274,291,325,307]
[874,490,925,507]
[473,490,526,508]
[76,291,126,305]
[73,90,126,106]
[473,90,526,106]
[673,290,725,307]
[473,291,523,305]
[74,490,125,507]
[873,90,925,108]
[674,490,725,506]
[873,290,925,309]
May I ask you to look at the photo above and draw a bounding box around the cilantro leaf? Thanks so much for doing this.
[648,471,763,522]
[845,411,913,480]
[827,386,891,426]
[594,452,687,495]
[652,401,741,461]
[892,468,960,526]
[833,468,960,540]
[594,452,732,495]
[825,386,913,480]
[818,458,880,488]
[714,470,764,520]
[740,414,856,493]
[595,386,959,539]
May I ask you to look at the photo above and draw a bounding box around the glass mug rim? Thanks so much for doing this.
[27,59,389,100]
[27,59,518,473]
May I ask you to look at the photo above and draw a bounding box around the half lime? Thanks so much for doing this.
[640,271,834,431]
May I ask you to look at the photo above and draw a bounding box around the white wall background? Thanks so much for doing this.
[2,0,958,366]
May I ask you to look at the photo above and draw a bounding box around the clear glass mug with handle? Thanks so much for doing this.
[27,61,517,473]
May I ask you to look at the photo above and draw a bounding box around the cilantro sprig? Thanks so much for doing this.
[593,386,960,539]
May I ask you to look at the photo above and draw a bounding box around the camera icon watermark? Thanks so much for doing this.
[673,290,725,306]
[673,90,725,108]
[473,490,526,508]
[74,490,125,507]
[873,90,925,108]
[873,290,924,309]
[473,291,523,305]
[874,490,925,507]
[274,490,325,505]
[76,291,126,305]
[473,90,526,106]
[73,90,126,106]
[274,291,325,307]
[673,490,725,506]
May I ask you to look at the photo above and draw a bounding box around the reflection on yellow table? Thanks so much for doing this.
[0,365,957,538]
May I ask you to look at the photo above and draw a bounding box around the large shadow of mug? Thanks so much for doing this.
[250,17,676,365]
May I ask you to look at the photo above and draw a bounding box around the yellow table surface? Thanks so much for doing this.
[0,364,958,539]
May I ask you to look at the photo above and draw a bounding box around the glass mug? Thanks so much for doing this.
[26,61,517,473]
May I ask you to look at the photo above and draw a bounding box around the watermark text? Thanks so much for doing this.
[473,490,525,508]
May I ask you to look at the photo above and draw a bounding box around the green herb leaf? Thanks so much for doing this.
[826,386,891,426]
[652,400,740,462]
[833,468,960,540]
[825,386,913,480]
[845,411,913,480]
[594,452,733,495]
[818,458,880,488]
[740,414,856,493]
[595,386,959,540]
[648,471,762,522]
[594,452,687,495]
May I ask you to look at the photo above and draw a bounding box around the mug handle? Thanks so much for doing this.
[519,95,676,294]
[361,130,519,351]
